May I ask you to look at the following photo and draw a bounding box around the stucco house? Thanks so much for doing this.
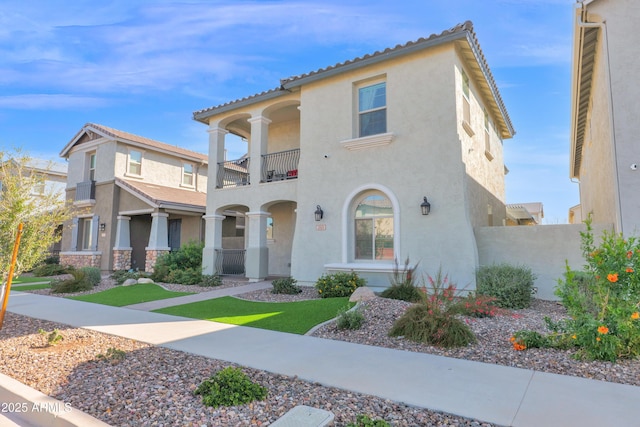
[58,123,208,272]
[570,0,640,235]
[195,21,514,288]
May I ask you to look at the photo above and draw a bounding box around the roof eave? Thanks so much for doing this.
[193,89,289,124]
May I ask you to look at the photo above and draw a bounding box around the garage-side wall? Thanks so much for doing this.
[475,223,612,300]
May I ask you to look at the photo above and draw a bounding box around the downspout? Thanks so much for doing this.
[576,6,622,233]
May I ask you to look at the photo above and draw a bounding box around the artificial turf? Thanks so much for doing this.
[68,283,193,307]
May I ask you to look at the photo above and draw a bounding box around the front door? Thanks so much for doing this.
[168,219,182,252]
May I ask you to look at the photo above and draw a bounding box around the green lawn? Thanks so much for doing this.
[68,284,194,307]
[12,276,52,284]
[11,283,51,291]
[154,296,354,334]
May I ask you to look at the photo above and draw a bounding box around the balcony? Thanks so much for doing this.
[261,149,300,183]
[217,158,250,189]
[74,180,96,206]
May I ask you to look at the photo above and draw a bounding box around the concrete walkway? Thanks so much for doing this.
[6,288,640,427]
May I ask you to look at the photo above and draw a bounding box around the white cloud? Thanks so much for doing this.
[0,94,108,109]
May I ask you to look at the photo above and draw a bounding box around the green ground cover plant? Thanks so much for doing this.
[51,269,92,294]
[155,296,354,334]
[194,367,267,408]
[271,277,302,294]
[315,271,365,298]
[514,217,640,362]
[68,283,193,307]
[336,305,365,330]
[346,414,391,427]
[11,283,51,291]
[31,263,71,277]
[380,258,424,303]
[12,276,52,284]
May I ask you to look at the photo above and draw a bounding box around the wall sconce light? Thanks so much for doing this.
[314,205,324,221]
[420,197,431,216]
[100,223,106,232]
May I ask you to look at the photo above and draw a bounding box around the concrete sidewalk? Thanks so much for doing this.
[6,291,640,427]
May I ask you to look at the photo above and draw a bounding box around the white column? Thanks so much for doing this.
[202,214,225,275]
[245,210,269,281]
[146,212,170,250]
[207,126,228,193]
[113,216,132,249]
[247,116,271,184]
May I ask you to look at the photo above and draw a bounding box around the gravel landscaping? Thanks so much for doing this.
[2,279,639,426]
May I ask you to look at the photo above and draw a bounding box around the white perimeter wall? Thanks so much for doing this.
[475,223,612,300]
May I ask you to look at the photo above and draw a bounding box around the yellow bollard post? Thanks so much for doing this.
[0,223,24,330]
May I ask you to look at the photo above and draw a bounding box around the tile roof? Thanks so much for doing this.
[61,123,208,162]
[193,21,514,138]
[117,178,206,211]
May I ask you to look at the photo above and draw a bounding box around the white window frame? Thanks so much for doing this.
[80,217,94,250]
[357,80,387,138]
[88,152,96,181]
[461,69,474,137]
[126,149,143,177]
[181,162,194,187]
[484,108,494,160]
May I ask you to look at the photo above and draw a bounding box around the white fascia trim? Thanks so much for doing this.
[119,208,155,216]
[325,262,414,273]
[341,183,401,263]
[340,132,394,151]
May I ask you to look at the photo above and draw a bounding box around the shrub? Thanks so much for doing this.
[388,268,477,348]
[151,241,204,285]
[271,277,302,294]
[315,272,365,298]
[194,367,267,408]
[39,328,63,346]
[96,347,127,364]
[550,216,640,361]
[79,266,101,286]
[201,274,223,287]
[42,255,60,265]
[380,258,424,302]
[32,263,70,277]
[51,269,92,293]
[347,414,391,427]
[455,293,499,318]
[476,264,536,309]
[336,305,364,330]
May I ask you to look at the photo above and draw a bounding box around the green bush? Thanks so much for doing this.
[551,217,640,361]
[201,274,223,287]
[51,269,92,293]
[194,367,267,408]
[389,303,476,347]
[476,264,536,309]
[380,258,423,302]
[42,255,60,265]
[336,305,364,330]
[271,277,302,294]
[315,272,365,298]
[347,414,391,427]
[152,241,204,285]
[32,263,70,277]
[79,266,101,286]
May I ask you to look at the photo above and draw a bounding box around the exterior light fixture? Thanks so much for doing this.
[420,197,431,216]
[100,223,106,232]
[314,205,324,221]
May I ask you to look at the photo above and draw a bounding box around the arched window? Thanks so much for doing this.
[354,192,394,260]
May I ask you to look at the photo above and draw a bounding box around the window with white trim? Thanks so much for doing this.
[182,163,194,186]
[354,191,394,260]
[358,82,386,137]
[461,69,473,136]
[80,217,94,250]
[128,150,142,176]
[88,152,96,181]
[484,108,494,160]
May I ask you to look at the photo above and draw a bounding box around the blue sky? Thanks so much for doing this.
[0,0,579,223]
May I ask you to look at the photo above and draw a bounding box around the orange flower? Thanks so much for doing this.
[628,251,634,259]
[597,325,609,335]
[571,334,577,340]
[627,268,634,273]
[513,342,526,351]
[596,337,601,342]
[509,336,516,343]
[607,273,619,283]
[631,312,640,320]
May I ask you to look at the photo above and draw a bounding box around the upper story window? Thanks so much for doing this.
[461,69,473,136]
[32,181,45,196]
[182,163,194,186]
[88,152,96,181]
[128,150,142,176]
[358,82,386,137]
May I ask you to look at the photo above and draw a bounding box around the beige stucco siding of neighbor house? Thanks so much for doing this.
[196,22,514,289]
[59,123,208,272]
[571,0,640,235]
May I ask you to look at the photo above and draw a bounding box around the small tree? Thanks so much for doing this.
[0,150,71,280]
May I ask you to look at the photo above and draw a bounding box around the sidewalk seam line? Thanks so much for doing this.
[510,370,535,426]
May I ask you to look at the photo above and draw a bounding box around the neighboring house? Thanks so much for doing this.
[194,21,514,288]
[570,0,640,235]
[506,202,544,225]
[1,158,68,257]
[58,123,208,272]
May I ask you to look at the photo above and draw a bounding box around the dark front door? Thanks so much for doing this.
[168,219,182,252]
